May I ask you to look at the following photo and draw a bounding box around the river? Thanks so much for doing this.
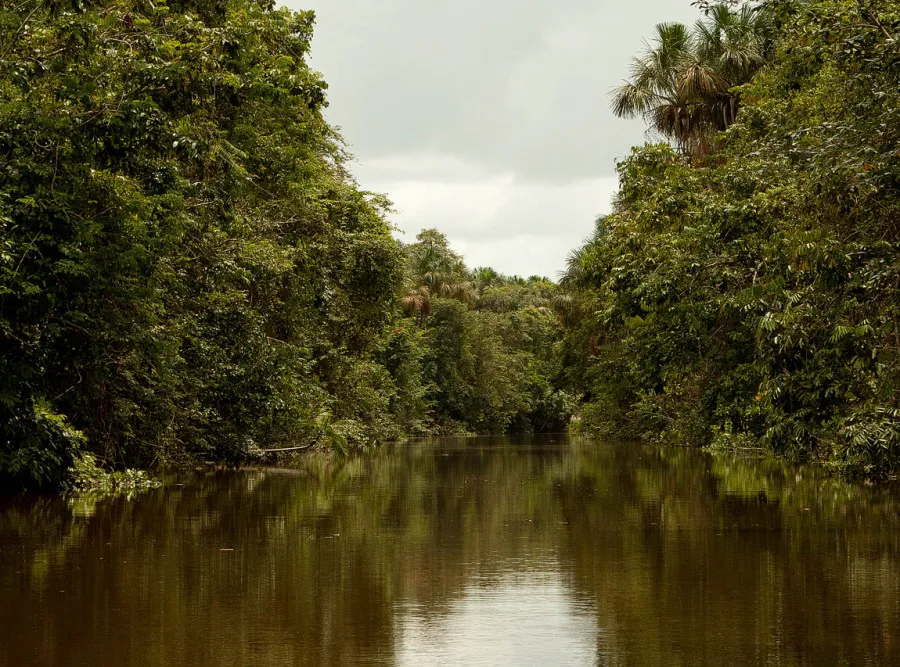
[1,436,899,665]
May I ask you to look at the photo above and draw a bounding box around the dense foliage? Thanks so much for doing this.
[0,0,571,490]
[0,0,408,490]
[394,229,574,435]
[563,0,900,476]
[4,0,899,490]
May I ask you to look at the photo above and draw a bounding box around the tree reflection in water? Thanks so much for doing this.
[1,437,898,666]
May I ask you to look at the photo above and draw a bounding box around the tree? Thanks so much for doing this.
[401,230,474,318]
[0,0,404,488]
[397,229,574,435]
[612,3,771,159]
[568,0,900,476]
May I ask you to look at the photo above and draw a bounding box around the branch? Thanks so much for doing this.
[255,442,316,454]
[0,2,40,62]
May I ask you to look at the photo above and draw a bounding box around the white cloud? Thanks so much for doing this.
[358,154,618,277]
[286,0,699,275]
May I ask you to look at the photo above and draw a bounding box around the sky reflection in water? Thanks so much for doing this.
[1,436,899,666]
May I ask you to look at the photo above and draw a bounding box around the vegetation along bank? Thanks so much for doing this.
[1,0,898,490]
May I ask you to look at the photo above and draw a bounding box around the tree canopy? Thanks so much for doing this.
[2,0,899,489]
[1,0,407,488]
[567,0,900,477]
[612,3,772,159]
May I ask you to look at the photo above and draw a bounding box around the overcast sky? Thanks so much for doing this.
[284,0,699,278]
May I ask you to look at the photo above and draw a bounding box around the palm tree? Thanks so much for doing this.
[694,3,771,130]
[612,4,771,159]
[472,267,501,294]
[400,285,433,320]
[400,274,477,319]
[612,22,708,157]
[406,229,466,283]
[401,229,477,319]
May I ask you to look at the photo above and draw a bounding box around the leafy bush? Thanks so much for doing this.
[69,453,160,497]
[0,402,85,491]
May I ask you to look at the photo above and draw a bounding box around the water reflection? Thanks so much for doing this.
[396,569,596,667]
[0,437,899,666]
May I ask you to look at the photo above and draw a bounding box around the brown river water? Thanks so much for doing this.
[1,436,899,666]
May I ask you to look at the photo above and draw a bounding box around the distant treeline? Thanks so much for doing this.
[2,0,898,489]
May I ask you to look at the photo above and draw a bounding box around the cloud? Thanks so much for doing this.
[286,0,699,276]
[359,154,618,277]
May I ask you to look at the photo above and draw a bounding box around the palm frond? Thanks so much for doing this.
[610,4,771,159]
[612,81,656,117]
[677,61,725,99]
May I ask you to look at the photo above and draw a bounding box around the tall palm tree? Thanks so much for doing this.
[472,267,501,294]
[406,229,466,283]
[612,4,771,159]
[694,3,771,130]
[400,285,433,320]
[400,276,477,320]
[612,22,708,157]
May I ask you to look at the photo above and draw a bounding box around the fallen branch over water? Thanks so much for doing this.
[254,442,316,454]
